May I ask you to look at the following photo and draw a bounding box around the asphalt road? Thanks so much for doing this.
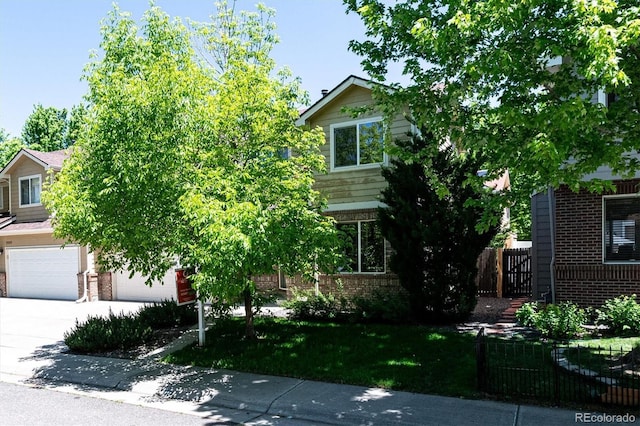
[0,382,213,426]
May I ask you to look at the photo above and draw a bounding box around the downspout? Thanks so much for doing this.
[76,247,95,303]
[548,188,556,303]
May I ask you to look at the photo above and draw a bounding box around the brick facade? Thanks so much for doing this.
[554,180,640,307]
[0,272,5,297]
[254,208,403,300]
[76,271,114,301]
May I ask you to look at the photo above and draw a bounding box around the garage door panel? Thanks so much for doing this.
[114,268,176,302]
[7,246,79,300]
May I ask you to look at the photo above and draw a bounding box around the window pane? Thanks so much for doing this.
[30,177,41,204]
[334,126,357,167]
[605,197,640,261]
[359,122,384,165]
[20,179,30,205]
[360,221,385,272]
[337,223,358,272]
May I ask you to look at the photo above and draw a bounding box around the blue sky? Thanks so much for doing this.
[0,1,385,138]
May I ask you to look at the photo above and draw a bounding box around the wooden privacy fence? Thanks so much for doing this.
[476,248,532,297]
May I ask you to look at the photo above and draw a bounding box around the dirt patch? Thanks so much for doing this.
[468,297,514,324]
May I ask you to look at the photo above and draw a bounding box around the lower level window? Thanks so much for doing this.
[604,196,640,262]
[337,221,385,273]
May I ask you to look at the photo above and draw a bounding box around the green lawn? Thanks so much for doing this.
[163,317,480,397]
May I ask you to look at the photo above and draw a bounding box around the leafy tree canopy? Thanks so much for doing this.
[0,129,26,167]
[345,0,640,213]
[44,2,342,338]
[21,103,86,152]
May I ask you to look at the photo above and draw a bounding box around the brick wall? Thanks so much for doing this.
[0,272,5,297]
[75,271,114,301]
[254,208,402,300]
[98,272,113,301]
[554,180,640,307]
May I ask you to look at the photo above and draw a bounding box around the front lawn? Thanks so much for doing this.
[163,317,480,397]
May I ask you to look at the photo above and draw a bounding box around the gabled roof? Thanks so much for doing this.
[0,148,70,177]
[296,75,382,126]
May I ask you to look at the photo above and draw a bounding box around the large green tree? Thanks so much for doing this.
[44,2,341,339]
[0,129,25,167]
[21,103,86,152]
[345,0,640,214]
[378,129,499,323]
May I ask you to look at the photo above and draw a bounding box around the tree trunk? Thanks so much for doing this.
[243,288,256,340]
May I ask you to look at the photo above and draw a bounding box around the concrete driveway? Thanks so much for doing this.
[0,298,146,383]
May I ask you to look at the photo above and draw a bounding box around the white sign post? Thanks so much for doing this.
[198,298,206,347]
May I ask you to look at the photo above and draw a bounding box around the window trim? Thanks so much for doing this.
[337,220,386,274]
[329,117,387,172]
[18,174,42,208]
[602,194,640,264]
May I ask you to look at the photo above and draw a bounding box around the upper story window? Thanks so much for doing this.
[330,117,385,171]
[19,175,41,207]
[603,195,640,262]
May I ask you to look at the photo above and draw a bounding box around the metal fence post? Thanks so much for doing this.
[476,328,487,392]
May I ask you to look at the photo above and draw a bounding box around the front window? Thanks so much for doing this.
[331,118,384,170]
[337,221,385,273]
[19,175,41,207]
[604,196,640,262]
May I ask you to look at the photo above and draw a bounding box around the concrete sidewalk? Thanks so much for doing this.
[11,333,636,425]
[19,351,599,425]
[1,298,637,425]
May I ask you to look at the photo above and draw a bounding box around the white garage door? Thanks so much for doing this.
[7,246,79,300]
[114,268,177,302]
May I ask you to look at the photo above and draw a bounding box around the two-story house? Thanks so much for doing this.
[0,148,177,302]
[253,76,407,297]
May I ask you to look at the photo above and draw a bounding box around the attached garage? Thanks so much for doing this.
[113,268,177,302]
[7,245,80,300]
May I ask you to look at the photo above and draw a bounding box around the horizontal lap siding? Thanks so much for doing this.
[8,158,49,222]
[310,86,410,205]
[554,181,640,307]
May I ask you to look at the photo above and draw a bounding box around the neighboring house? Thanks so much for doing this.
[531,157,640,307]
[256,75,510,299]
[531,83,640,308]
[0,148,177,302]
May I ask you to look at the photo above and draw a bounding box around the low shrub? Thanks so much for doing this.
[515,302,538,327]
[283,289,350,322]
[64,310,154,353]
[597,294,640,336]
[136,299,198,329]
[351,290,412,324]
[515,302,587,340]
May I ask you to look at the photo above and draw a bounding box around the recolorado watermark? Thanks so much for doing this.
[575,412,637,423]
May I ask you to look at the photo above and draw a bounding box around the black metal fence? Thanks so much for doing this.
[476,329,640,408]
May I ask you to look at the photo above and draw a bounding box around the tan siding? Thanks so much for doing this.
[7,157,50,222]
[309,85,411,205]
[0,186,8,213]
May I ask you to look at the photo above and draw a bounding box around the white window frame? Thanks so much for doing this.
[18,174,42,208]
[329,117,387,172]
[602,194,640,264]
[277,267,287,290]
[0,186,4,210]
[337,220,386,274]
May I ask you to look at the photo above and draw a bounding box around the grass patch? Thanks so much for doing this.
[163,317,479,397]
[564,337,640,389]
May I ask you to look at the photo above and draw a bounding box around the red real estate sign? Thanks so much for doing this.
[175,268,196,306]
